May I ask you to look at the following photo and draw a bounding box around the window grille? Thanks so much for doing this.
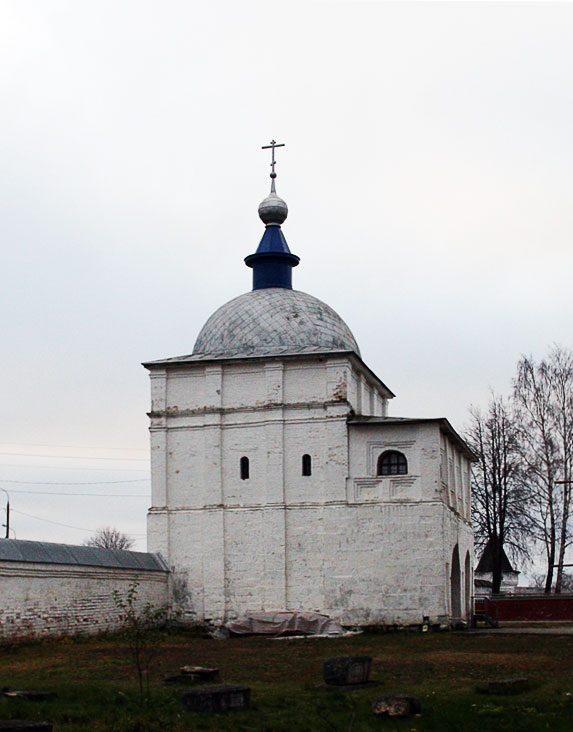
[377,450,407,476]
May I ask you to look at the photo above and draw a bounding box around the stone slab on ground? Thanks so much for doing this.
[323,656,372,686]
[180,666,219,680]
[2,692,56,702]
[164,665,220,685]
[0,722,53,731]
[372,695,422,717]
[182,685,251,712]
[488,678,529,694]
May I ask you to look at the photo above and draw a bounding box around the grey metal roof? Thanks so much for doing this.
[184,288,360,360]
[0,539,168,572]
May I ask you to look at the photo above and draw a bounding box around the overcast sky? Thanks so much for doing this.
[1,1,572,561]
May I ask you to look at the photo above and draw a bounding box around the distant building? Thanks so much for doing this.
[474,539,520,594]
[144,153,476,627]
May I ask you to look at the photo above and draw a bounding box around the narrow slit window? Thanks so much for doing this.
[377,450,407,476]
[240,456,250,480]
[302,454,312,476]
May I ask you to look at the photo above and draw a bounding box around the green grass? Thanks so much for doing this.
[1,629,572,731]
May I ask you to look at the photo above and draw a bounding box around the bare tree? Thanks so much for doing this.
[513,346,573,593]
[549,348,573,593]
[467,394,532,593]
[84,526,134,551]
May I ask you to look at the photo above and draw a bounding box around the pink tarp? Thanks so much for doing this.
[226,611,344,637]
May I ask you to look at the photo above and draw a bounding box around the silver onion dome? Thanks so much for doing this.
[259,141,289,225]
[258,186,288,225]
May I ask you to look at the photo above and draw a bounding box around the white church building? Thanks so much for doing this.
[0,147,474,638]
[144,147,475,628]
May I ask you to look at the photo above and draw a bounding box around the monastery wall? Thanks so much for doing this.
[0,562,168,640]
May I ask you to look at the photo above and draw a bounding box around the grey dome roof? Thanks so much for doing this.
[192,288,361,358]
[258,191,288,225]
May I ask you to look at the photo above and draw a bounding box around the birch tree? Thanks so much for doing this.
[513,346,573,593]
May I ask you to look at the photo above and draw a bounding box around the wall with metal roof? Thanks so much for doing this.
[0,539,169,640]
[0,538,167,572]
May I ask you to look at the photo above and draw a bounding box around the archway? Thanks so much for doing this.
[450,544,461,619]
[464,551,471,618]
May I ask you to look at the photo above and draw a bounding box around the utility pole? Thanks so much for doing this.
[554,479,573,592]
[1,488,9,539]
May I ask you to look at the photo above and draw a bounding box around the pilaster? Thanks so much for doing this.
[263,362,287,608]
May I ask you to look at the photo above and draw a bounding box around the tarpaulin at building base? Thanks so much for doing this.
[225,611,345,637]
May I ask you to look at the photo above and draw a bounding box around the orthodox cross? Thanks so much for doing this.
[262,139,285,176]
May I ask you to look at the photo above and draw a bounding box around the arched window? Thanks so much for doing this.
[240,456,250,480]
[450,544,462,618]
[377,450,407,476]
[302,454,312,476]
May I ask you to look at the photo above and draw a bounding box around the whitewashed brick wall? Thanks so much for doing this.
[147,352,473,627]
[0,563,168,640]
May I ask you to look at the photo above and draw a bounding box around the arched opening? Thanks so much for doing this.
[302,454,312,476]
[240,456,250,480]
[464,551,471,618]
[450,544,462,619]
[377,450,408,476]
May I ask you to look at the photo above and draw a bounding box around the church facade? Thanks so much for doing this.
[144,153,474,628]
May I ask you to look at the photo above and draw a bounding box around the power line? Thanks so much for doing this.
[0,464,148,472]
[0,452,149,462]
[11,508,108,533]
[12,508,146,535]
[0,441,148,452]
[1,479,149,485]
[8,490,149,497]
